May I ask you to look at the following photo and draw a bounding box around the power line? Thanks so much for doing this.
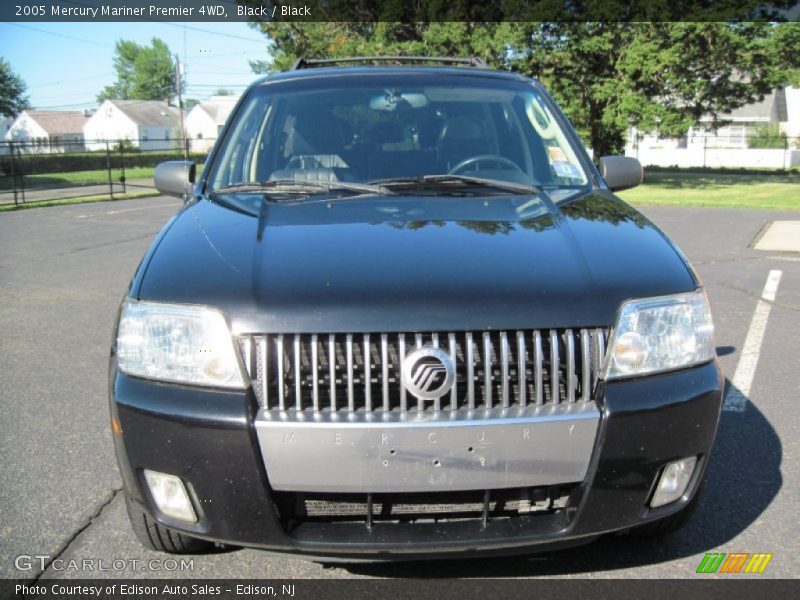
[3,22,112,48]
[31,102,97,109]
[188,50,255,60]
[32,90,107,101]
[185,69,255,76]
[28,72,114,89]
[158,21,266,45]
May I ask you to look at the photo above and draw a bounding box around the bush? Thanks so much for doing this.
[748,124,788,149]
[644,165,798,177]
[0,149,208,177]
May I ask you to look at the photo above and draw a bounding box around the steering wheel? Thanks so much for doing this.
[449,154,523,175]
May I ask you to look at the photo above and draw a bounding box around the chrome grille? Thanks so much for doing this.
[238,329,607,414]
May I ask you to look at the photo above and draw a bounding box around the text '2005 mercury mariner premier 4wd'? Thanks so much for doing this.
[109,57,722,560]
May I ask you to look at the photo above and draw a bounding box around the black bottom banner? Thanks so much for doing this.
[2,579,798,600]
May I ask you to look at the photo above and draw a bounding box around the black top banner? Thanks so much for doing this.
[2,0,799,22]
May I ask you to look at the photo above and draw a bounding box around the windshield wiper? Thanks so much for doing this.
[210,179,389,198]
[371,174,539,195]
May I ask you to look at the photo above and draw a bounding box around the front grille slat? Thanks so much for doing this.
[500,332,510,408]
[242,327,608,417]
[328,334,336,411]
[258,336,268,409]
[516,331,527,407]
[580,328,591,403]
[466,332,475,409]
[533,331,543,406]
[398,334,407,411]
[549,329,560,405]
[595,329,606,385]
[565,329,576,403]
[294,335,302,410]
[363,334,372,411]
[311,334,319,411]
[346,334,355,412]
[277,334,285,410]
[381,333,389,411]
[448,333,457,410]
[483,332,492,409]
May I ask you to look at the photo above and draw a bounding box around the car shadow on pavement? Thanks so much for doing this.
[342,378,782,578]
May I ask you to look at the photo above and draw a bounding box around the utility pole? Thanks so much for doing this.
[175,53,188,160]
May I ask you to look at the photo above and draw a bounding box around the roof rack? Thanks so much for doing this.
[291,56,488,70]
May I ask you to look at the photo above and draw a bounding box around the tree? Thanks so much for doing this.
[214,88,232,96]
[97,38,177,103]
[248,20,797,158]
[507,22,788,156]
[0,57,31,117]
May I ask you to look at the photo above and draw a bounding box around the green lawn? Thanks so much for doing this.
[617,170,800,211]
[0,166,155,191]
[2,167,798,211]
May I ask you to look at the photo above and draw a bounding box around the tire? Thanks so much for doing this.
[125,497,213,554]
[629,483,702,537]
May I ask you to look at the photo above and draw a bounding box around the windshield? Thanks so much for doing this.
[206,74,590,200]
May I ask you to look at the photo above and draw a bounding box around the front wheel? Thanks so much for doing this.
[125,497,213,554]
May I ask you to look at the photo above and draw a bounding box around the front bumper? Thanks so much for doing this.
[110,360,723,559]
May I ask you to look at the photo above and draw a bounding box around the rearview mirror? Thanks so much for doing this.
[154,161,196,199]
[599,156,643,192]
[369,92,428,111]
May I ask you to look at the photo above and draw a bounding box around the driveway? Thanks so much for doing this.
[0,198,797,580]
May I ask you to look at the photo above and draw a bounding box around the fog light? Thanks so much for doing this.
[144,470,197,522]
[650,456,697,508]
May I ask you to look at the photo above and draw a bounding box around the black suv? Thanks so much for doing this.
[110,57,722,559]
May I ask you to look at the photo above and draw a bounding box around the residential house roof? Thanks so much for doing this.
[194,96,238,125]
[715,88,788,122]
[109,100,181,127]
[22,110,88,134]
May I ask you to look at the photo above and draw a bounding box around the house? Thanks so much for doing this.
[0,117,12,138]
[185,95,238,152]
[0,118,12,155]
[83,100,181,151]
[5,110,87,153]
[783,87,800,139]
[626,86,800,169]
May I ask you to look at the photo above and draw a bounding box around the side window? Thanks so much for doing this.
[210,95,272,188]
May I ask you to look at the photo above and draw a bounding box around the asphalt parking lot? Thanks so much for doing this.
[1,196,799,580]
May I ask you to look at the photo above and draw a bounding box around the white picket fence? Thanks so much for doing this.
[627,146,800,170]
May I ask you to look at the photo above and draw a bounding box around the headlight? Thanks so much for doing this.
[116,299,244,388]
[604,289,714,379]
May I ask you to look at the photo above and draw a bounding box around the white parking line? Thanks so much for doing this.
[723,270,783,412]
[74,204,172,219]
[105,205,161,215]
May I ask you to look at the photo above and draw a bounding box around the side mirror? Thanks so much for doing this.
[599,156,643,192]
[154,161,196,199]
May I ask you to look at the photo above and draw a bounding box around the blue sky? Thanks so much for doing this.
[0,22,270,110]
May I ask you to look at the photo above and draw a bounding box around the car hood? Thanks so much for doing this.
[136,191,696,333]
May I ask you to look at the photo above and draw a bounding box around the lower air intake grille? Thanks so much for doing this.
[273,486,576,529]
